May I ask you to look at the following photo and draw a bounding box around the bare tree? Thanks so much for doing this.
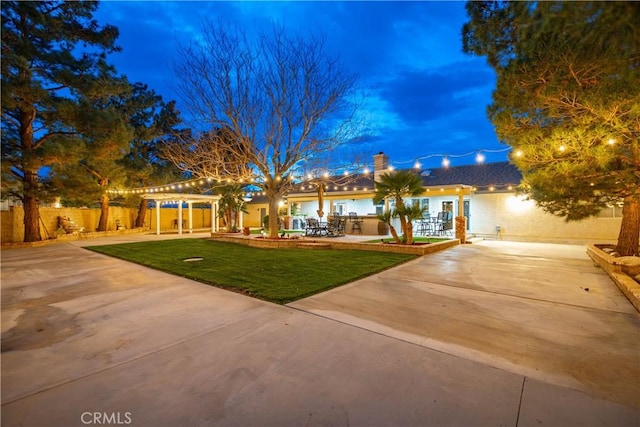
[164,22,360,238]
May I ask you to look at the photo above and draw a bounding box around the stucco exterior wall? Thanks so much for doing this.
[275,191,621,244]
[147,207,213,231]
[1,210,15,244]
[244,202,269,228]
[469,192,620,244]
[1,206,217,243]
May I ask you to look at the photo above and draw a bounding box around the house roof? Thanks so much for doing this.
[421,162,522,188]
[246,162,523,204]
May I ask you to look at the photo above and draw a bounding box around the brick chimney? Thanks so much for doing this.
[373,152,389,182]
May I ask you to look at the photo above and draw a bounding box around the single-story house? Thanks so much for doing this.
[243,152,622,245]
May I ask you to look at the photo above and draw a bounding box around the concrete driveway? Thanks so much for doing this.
[290,241,640,407]
[1,235,639,426]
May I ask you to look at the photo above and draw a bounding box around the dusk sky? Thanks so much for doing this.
[95,1,510,169]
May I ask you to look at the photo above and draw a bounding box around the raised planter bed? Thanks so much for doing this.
[296,242,332,250]
[210,232,459,255]
[587,244,640,313]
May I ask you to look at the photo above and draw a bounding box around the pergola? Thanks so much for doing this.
[142,193,223,235]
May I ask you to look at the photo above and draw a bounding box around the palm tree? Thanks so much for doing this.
[376,210,401,242]
[396,203,427,245]
[373,170,424,244]
[218,184,249,232]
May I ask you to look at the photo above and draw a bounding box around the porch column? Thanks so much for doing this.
[211,202,218,233]
[187,201,193,234]
[178,200,183,235]
[239,210,243,229]
[155,201,161,235]
[455,191,466,243]
[213,202,219,232]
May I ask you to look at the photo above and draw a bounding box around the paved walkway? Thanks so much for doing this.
[1,234,639,426]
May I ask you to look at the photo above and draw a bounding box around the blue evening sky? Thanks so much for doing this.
[95,1,510,169]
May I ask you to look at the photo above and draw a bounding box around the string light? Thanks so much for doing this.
[393,147,511,167]
[109,144,523,195]
[107,173,260,195]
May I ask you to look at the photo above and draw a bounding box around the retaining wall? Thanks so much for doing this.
[210,233,460,256]
[586,244,640,313]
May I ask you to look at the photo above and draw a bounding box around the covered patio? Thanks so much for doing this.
[142,193,222,235]
[285,184,473,238]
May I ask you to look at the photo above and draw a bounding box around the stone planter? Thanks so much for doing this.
[587,244,640,313]
[455,216,467,244]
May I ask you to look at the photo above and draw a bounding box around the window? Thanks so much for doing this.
[410,198,429,210]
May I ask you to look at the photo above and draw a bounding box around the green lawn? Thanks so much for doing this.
[87,239,416,304]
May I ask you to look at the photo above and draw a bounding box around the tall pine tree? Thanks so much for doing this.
[120,87,185,229]
[1,1,120,241]
[49,77,134,231]
[463,1,640,256]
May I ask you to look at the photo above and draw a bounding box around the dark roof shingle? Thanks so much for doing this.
[421,162,522,187]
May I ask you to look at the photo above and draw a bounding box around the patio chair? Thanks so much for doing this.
[326,217,346,237]
[348,212,363,234]
[305,218,327,237]
[433,212,453,236]
[433,212,445,236]
[416,218,430,236]
[305,218,319,236]
[442,211,454,237]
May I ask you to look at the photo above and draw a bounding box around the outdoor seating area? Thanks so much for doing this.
[415,211,454,237]
[305,215,347,237]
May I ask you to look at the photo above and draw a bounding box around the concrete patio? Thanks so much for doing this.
[1,234,638,426]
